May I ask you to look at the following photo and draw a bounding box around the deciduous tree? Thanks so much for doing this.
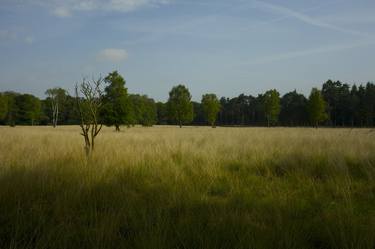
[167,85,193,128]
[264,89,280,126]
[201,94,221,127]
[307,88,328,128]
[101,71,130,131]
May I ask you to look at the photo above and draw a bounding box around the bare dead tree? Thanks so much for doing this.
[75,77,103,156]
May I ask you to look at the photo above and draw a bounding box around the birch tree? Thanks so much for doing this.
[45,88,67,128]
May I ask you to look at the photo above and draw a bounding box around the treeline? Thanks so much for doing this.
[0,73,374,128]
[214,80,375,127]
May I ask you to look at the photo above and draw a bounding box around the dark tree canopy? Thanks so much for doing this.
[322,80,348,126]
[15,94,41,125]
[192,102,205,125]
[0,93,8,122]
[280,90,308,126]
[156,102,168,125]
[167,85,194,127]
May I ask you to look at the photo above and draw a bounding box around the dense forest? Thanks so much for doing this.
[0,72,374,128]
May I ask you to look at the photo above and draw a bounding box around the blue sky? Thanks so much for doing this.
[0,0,374,101]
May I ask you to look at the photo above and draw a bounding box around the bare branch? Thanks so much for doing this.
[75,77,104,157]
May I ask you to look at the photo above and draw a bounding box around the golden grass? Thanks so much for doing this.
[0,126,374,249]
[1,126,373,167]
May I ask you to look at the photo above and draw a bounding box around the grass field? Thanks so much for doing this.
[0,126,375,249]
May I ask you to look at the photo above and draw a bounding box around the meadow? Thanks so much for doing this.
[0,126,374,249]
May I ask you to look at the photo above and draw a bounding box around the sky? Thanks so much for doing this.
[0,0,374,101]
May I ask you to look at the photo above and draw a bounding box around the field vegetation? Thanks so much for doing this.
[0,126,374,249]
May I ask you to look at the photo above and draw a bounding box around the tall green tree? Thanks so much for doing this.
[167,85,193,128]
[201,94,221,127]
[307,88,328,128]
[0,93,8,122]
[45,87,67,128]
[264,89,280,126]
[3,92,18,126]
[321,80,352,126]
[101,71,130,131]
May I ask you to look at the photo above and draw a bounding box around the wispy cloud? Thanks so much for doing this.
[1,0,173,17]
[320,13,375,25]
[243,40,375,66]
[14,0,173,17]
[97,48,128,62]
[253,0,374,39]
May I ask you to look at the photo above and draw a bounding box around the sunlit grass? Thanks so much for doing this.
[0,126,374,249]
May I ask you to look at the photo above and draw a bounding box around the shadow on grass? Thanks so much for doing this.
[0,157,374,249]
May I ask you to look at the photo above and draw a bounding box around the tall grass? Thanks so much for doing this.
[0,126,374,249]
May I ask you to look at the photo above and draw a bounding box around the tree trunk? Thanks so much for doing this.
[53,112,57,127]
[84,134,90,157]
[55,104,59,128]
[52,103,58,128]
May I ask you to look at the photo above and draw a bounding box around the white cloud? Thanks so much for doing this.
[52,6,72,17]
[97,48,128,62]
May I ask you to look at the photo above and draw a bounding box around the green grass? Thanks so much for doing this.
[0,126,374,249]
